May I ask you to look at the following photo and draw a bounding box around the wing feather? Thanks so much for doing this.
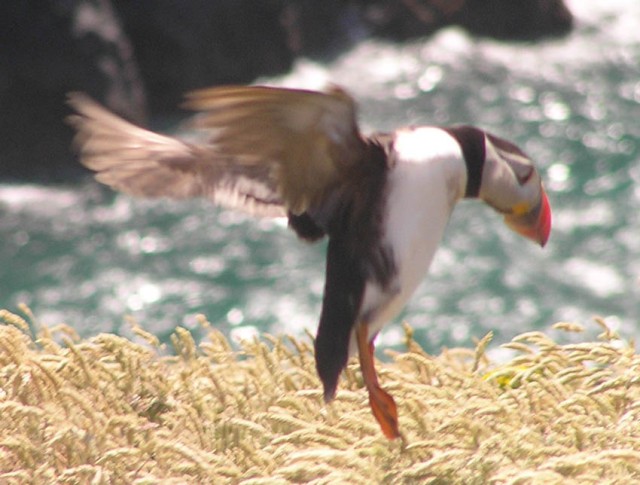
[68,85,366,218]
[184,85,366,214]
[68,92,284,215]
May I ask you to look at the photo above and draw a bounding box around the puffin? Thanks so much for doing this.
[67,85,552,439]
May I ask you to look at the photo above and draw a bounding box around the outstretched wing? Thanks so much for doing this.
[68,85,367,217]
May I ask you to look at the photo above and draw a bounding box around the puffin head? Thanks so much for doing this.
[479,132,552,247]
[448,126,551,247]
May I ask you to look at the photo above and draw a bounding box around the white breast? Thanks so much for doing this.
[356,127,468,350]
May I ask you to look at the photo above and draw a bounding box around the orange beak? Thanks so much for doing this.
[504,188,552,247]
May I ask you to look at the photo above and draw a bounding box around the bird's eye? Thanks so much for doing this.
[517,166,534,185]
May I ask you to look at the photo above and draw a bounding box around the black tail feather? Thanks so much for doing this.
[314,236,365,401]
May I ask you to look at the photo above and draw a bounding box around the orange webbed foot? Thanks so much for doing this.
[356,324,400,439]
[368,382,400,439]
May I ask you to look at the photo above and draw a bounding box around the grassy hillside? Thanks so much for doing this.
[1,308,639,484]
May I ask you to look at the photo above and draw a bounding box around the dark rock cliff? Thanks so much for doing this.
[0,0,573,181]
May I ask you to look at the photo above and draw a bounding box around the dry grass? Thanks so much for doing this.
[1,308,639,484]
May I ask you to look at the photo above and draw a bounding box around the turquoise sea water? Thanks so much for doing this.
[1,0,639,355]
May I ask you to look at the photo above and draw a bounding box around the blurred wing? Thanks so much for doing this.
[184,85,366,214]
[67,92,283,216]
[68,85,366,218]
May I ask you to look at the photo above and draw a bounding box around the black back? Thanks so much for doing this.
[306,138,396,401]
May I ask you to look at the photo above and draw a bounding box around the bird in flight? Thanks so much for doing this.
[68,85,551,439]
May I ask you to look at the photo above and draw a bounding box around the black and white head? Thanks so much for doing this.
[447,125,551,246]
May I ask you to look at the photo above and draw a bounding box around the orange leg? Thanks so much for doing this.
[356,323,400,439]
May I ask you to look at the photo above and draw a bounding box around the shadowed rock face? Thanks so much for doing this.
[0,0,573,181]
[454,0,574,40]
[356,0,573,41]
[0,0,144,182]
